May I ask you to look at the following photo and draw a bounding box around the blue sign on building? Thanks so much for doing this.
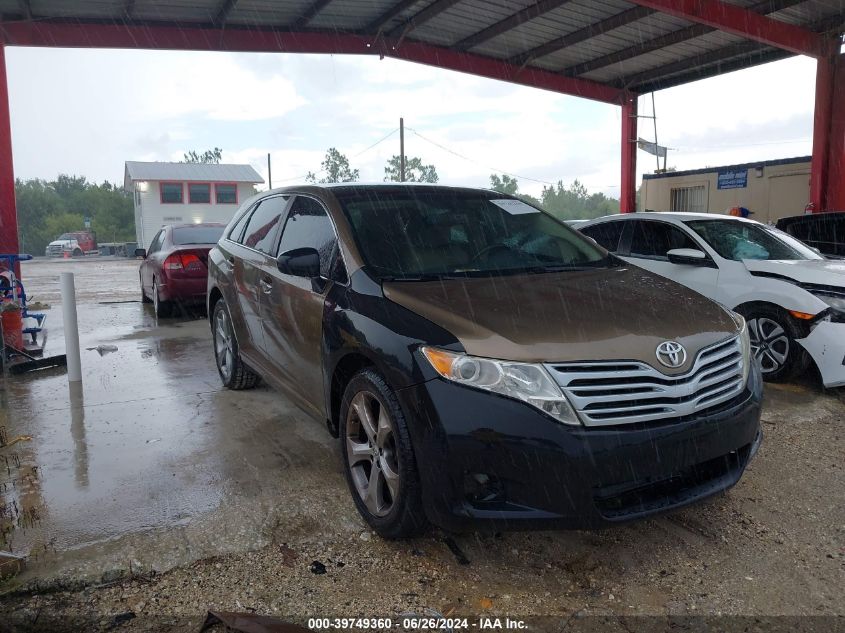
[717,168,748,190]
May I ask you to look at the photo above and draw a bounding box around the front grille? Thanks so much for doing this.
[593,441,752,519]
[546,336,745,427]
[46,245,64,256]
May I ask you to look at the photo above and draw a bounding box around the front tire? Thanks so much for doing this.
[211,298,259,390]
[737,305,809,382]
[340,369,427,539]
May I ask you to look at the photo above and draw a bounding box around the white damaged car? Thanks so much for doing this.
[579,212,845,388]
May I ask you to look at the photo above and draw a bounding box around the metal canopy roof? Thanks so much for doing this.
[124,161,264,184]
[0,0,842,103]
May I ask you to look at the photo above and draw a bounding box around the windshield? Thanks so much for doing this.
[335,189,612,279]
[172,225,225,245]
[685,219,823,261]
[58,233,74,240]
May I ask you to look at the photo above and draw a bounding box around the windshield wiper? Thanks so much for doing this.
[381,274,453,282]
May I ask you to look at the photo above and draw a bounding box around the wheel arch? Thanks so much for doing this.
[733,300,812,338]
[327,352,378,438]
[208,286,223,324]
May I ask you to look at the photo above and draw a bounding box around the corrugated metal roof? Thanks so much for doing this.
[124,161,264,183]
[0,0,842,98]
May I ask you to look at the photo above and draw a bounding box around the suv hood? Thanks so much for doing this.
[744,259,845,286]
[383,266,737,375]
[48,239,76,247]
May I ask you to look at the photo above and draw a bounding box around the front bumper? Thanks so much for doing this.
[398,364,763,532]
[797,319,845,388]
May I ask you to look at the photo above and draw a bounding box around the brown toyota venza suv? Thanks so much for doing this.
[207,184,762,538]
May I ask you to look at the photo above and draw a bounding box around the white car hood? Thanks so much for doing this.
[48,239,75,247]
[743,259,845,287]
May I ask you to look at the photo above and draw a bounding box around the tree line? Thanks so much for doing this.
[15,175,135,255]
[13,147,618,255]
[308,146,619,220]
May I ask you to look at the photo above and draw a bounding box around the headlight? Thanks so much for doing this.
[811,291,845,315]
[420,347,580,426]
[730,312,752,386]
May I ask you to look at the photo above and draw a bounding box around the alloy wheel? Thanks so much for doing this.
[345,391,400,517]
[747,316,789,374]
[214,307,234,383]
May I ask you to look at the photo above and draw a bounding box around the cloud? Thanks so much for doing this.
[5,46,816,202]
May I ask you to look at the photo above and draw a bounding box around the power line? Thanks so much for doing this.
[351,128,399,158]
[406,127,557,187]
[274,128,399,183]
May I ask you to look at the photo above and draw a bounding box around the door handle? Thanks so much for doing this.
[225,256,235,267]
[259,276,273,294]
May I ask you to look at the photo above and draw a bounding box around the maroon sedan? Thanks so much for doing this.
[136,223,225,317]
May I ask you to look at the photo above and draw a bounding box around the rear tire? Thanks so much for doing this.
[340,369,427,539]
[141,275,152,304]
[152,278,172,318]
[736,304,809,382]
[211,298,259,390]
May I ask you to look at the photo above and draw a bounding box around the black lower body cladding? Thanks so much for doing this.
[397,364,763,532]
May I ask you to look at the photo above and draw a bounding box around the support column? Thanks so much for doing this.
[809,51,835,212]
[620,93,638,213]
[826,53,845,211]
[0,43,19,269]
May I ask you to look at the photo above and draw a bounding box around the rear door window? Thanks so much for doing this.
[278,196,347,282]
[147,230,164,254]
[580,221,626,252]
[228,206,253,243]
[786,220,811,242]
[807,218,833,243]
[241,196,289,255]
[629,220,700,259]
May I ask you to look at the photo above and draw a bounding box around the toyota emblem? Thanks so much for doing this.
[656,341,687,369]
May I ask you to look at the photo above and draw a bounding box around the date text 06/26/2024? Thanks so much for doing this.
[307,617,528,630]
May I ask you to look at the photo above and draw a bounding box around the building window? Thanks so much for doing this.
[160,182,184,204]
[216,183,238,204]
[189,183,211,204]
[670,186,706,212]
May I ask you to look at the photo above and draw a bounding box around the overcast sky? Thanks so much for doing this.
[6,46,817,199]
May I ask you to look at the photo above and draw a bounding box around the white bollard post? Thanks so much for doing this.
[60,272,82,382]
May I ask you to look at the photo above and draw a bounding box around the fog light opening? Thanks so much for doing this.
[463,472,503,503]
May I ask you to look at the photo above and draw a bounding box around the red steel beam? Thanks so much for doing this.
[0,43,20,272]
[0,21,625,104]
[385,39,623,103]
[825,53,845,212]
[620,93,637,213]
[626,0,829,58]
[809,51,835,212]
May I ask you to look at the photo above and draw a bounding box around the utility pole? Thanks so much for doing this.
[399,117,406,182]
[267,153,272,189]
[651,93,660,173]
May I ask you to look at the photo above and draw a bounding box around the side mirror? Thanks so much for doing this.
[667,248,709,266]
[276,247,321,278]
[134,248,147,258]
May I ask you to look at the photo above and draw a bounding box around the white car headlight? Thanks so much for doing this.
[811,291,845,315]
[730,312,752,386]
[420,347,580,426]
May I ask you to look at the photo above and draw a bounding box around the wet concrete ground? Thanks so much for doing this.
[1,257,348,585]
[1,257,844,629]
